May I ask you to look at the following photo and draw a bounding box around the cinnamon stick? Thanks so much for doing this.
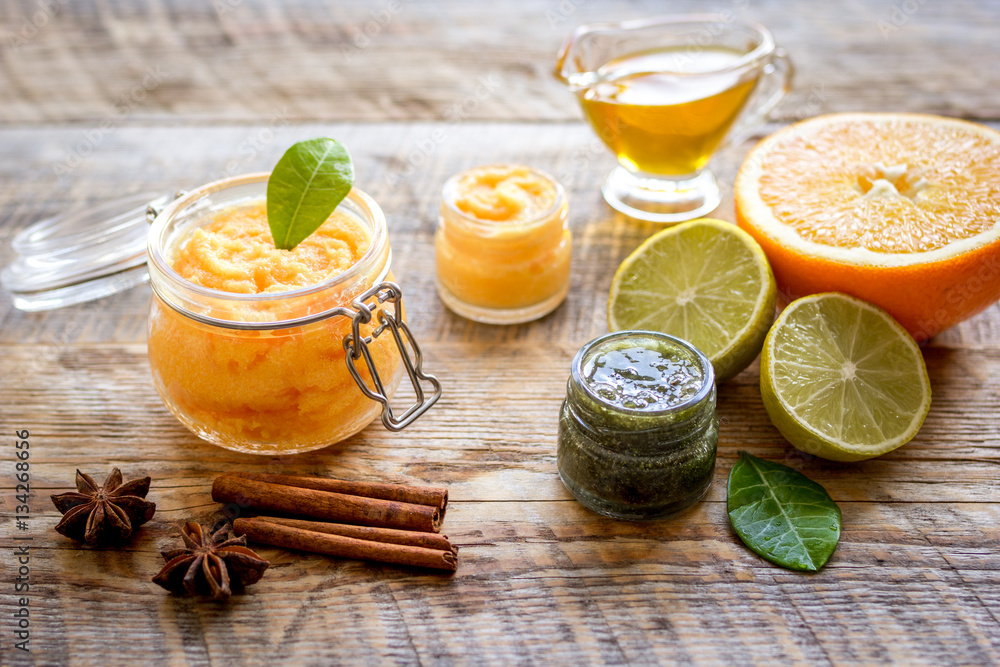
[234,518,457,572]
[212,474,441,533]
[231,472,448,510]
[253,516,457,555]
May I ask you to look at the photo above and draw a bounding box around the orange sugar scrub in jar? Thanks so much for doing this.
[146,173,439,455]
[435,164,572,324]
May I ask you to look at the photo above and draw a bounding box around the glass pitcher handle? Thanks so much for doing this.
[343,281,442,431]
[722,48,794,150]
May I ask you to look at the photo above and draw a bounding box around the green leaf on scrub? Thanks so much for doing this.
[727,451,841,572]
[266,138,355,250]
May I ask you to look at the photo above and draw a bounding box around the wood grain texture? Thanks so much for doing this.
[0,0,998,124]
[3,122,1000,349]
[1,4,1000,664]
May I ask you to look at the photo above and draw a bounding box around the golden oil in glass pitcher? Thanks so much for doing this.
[578,46,759,176]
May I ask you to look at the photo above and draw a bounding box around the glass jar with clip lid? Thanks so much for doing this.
[2,173,442,455]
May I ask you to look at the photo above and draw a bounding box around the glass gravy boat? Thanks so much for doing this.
[555,14,793,223]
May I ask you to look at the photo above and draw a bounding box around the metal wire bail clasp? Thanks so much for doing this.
[343,281,442,431]
[145,191,188,223]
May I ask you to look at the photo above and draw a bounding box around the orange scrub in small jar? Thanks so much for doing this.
[435,165,571,324]
[146,181,402,455]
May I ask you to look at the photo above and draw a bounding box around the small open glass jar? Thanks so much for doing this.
[145,173,441,455]
[558,331,718,520]
[435,164,572,324]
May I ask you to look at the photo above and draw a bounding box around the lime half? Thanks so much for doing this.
[761,293,932,462]
[608,218,776,382]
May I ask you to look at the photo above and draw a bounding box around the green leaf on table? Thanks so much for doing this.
[727,451,841,572]
[266,137,355,250]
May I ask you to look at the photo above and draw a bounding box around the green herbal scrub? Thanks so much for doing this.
[557,331,718,520]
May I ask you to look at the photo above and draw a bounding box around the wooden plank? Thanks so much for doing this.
[1,82,999,667]
[1,341,998,501]
[3,122,1000,348]
[1,497,999,664]
[0,0,997,124]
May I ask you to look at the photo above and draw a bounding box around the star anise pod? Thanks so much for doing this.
[50,468,156,544]
[152,522,269,600]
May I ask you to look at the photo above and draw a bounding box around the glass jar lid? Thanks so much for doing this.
[1,192,175,311]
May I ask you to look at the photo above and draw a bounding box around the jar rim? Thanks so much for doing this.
[147,172,388,306]
[440,164,567,232]
[570,330,716,417]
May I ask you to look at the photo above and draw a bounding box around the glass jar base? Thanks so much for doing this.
[435,277,569,325]
[153,368,403,456]
[602,166,721,224]
[559,469,713,521]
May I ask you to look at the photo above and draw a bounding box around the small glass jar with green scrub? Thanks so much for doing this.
[557,331,718,520]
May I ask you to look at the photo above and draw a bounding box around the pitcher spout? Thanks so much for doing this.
[553,22,605,89]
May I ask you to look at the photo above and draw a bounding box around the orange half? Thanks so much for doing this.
[735,112,1000,340]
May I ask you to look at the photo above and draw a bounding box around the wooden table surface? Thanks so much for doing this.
[2,1,999,665]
